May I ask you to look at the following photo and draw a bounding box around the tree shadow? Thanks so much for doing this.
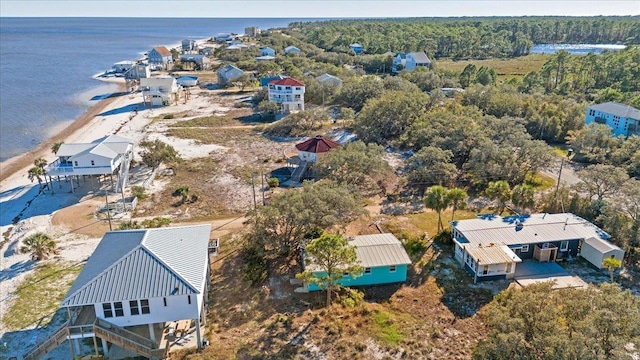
[0,259,34,282]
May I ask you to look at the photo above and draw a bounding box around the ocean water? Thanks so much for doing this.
[0,17,300,162]
[530,43,627,55]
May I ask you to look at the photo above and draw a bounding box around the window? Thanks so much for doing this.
[187,295,191,305]
[114,302,124,317]
[102,303,113,318]
[560,241,569,251]
[285,86,291,90]
[389,265,396,273]
[483,265,489,275]
[521,244,529,252]
[140,299,150,314]
[163,297,167,307]
[129,300,139,315]
[74,161,78,167]
[296,87,301,90]
[90,160,95,166]
[364,267,371,275]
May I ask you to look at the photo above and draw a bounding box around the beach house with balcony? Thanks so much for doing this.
[46,134,133,192]
[585,102,640,137]
[22,225,212,360]
[140,76,181,107]
[148,46,173,70]
[181,39,197,53]
[267,77,305,113]
[450,213,624,282]
[297,233,412,292]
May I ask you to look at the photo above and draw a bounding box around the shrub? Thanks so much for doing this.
[131,185,147,199]
[242,241,267,285]
[163,114,175,120]
[119,221,141,230]
[339,288,364,308]
[267,177,279,188]
[403,236,429,260]
[140,217,171,228]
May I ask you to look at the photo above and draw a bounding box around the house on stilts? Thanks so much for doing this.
[22,224,212,360]
[46,134,133,194]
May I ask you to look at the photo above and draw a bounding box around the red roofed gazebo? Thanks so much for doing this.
[295,135,341,163]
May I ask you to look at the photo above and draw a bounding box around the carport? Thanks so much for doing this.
[515,260,587,289]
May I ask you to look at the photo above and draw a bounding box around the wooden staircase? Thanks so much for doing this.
[290,161,309,183]
[22,318,166,360]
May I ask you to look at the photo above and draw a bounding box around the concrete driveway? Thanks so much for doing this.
[515,260,587,289]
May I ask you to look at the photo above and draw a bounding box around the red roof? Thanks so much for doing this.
[295,136,341,153]
[154,46,172,56]
[269,78,305,87]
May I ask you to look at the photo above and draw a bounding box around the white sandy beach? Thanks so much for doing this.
[0,57,237,357]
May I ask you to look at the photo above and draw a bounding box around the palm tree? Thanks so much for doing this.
[511,184,535,213]
[448,188,468,221]
[21,232,58,261]
[602,257,622,283]
[485,181,512,215]
[51,141,64,155]
[27,166,44,188]
[32,157,50,191]
[424,185,450,232]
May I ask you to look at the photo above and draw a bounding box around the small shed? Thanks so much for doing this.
[580,237,625,269]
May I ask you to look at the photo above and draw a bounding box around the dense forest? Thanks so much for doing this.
[292,16,640,58]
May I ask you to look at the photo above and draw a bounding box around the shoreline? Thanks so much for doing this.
[0,84,125,184]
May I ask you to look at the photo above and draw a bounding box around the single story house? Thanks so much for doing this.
[182,39,197,52]
[300,233,412,292]
[451,213,625,282]
[349,43,364,55]
[284,45,301,55]
[217,64,244,86]
[148,46,173,70]
[260,46,276,57]
[140,76,181,106]
[315,73,343,88]
[585,101,640,137]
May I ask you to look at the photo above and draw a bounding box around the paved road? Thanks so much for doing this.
[542,159,584,188]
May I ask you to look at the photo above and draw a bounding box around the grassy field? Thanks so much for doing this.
[437,54,551,80]
[2,262,83,330]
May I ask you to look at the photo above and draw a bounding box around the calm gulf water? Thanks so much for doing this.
[0,17,301,162]
[530,43,627,55]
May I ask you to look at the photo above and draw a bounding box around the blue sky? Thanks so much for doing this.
[1,1,638,17]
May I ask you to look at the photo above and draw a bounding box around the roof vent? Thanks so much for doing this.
[315,135,323,139]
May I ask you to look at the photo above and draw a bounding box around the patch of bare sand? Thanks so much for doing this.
[51,200,110,238]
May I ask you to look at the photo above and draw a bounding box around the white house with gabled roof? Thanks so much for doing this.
[22,225,212,360]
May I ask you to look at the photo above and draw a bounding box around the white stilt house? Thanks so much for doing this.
[46,134,134,193]
[22,225,212,360]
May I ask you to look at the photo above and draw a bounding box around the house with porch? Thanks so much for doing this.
[22,225,212,360]
[180,54,211,70]
[585,101,640,137]
[298,233,412,292]
[148,46,173,70]
[217,64,244,86]
[451,213,624,282]
[285,135,340,184]
[181,39,197,53]
[140,76,182,106]
[267,77,305,113]
[46,134,133,193]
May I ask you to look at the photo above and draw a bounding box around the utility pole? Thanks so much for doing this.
[260,169,265,206]
[555,158,565,196]
[105,191,112,231]
[250,174,257,210]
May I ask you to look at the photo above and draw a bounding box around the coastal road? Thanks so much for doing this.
[541,159,584,189]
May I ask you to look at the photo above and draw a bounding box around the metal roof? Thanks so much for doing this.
[589,102,640,120]
[408,51,431,64]
[584,237,622,253]
[62,225,211,307]
[466,245,522,265]
[57,135,132,160]
[349,233,412,267]
[452,213,610,248]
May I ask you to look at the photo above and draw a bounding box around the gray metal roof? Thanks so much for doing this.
[584,237,622,253]
[315,73,343,86]
[452,213,610,248]
[466,245,521,265]
[349,233,412,267]
[62,225,211,307]
[408,51,431,64]
[57,135,132,160]
[589,102,640,120]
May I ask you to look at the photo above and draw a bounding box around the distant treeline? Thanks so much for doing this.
[292,16,640,59]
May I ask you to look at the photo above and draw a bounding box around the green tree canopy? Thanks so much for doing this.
[424,185,451,232]
[485,180,512,215]
[21,232,58,261]
[139,139,181,170]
